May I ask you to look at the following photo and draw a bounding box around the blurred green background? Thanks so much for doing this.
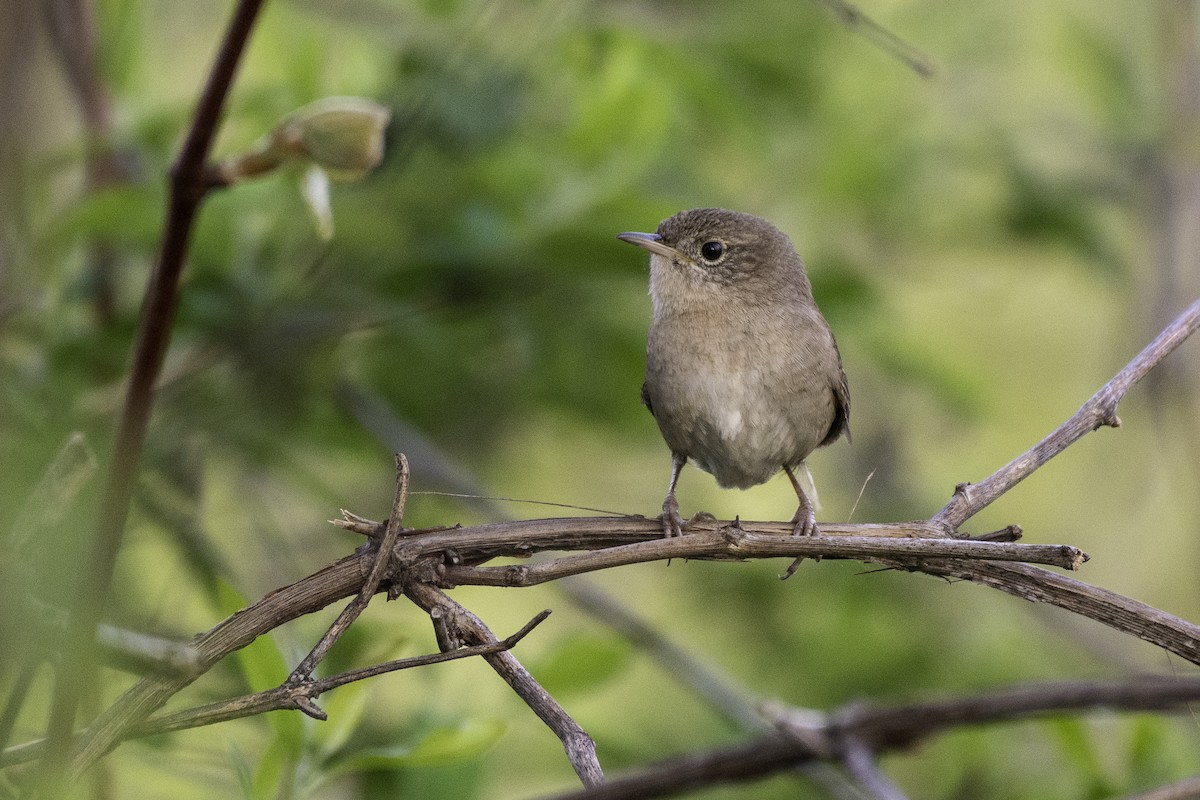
[3,0,1200,797]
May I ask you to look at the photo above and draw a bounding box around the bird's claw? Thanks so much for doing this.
[661,495,685,537]
[790,504,819,538]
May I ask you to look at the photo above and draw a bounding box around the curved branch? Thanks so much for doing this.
[404,583,605,787]
[870,557,1200,665]
[545,676,1200,800]
[1,517,1095,773]
[0,611,550,765]
[934,296,1200,531]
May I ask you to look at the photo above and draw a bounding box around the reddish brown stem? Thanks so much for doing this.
[41,0,267,787]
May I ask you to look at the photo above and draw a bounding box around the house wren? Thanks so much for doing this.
[618,208,850,538]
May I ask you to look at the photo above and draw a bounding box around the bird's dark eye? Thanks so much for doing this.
[700,241,724,262]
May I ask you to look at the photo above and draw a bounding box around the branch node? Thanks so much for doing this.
[720,517,746,546]
[762,699,835,758]
[430,606,460,652]
[973,524,1022,543]
[1063,545,1089,569]
[292,696,327,721]
[331,509,382,536]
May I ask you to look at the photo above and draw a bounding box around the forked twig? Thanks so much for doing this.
[403,582,605,787]
[0,612,550,765]
[286,453,410,691]
[543,677,1200,800]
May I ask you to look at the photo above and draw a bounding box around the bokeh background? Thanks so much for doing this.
[3,0,1200,797]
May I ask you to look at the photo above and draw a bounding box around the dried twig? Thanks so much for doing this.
[0,612,549,767]
[544,676,1200,800]
[839,736,908,800]
[1121,774,1200,800]
[286,453,410,690]
[869,557,1200,665]
[811,0,936,78]
[10,214,1198,797]
[403,583,605,787]
[934,296,1200,531]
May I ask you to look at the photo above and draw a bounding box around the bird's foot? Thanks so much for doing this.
[790,504,819,538]
[660,493,685,537]
[781,499,820,580]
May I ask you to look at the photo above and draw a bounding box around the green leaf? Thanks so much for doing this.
[213,579,303,752]
[252,734,294,800]
[530,633,632,697]
[228,742,255,800]
[325,718,506,777]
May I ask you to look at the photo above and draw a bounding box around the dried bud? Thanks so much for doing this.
[216,97,391,185]
[272,97,391,180]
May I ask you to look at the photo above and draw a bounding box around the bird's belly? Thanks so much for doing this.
[652,370,831,489]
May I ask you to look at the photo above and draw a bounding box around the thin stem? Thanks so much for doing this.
[40,1,267,785]
[146,611,547,734]
[934,296,1200,531]
[545,677,1200,800]
[403,583,606,788]
[2,612,550,765]
[287,453,409,684]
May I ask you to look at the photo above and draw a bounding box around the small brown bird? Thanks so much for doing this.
[618,208,850,538]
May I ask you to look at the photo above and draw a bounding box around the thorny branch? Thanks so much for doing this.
[543,676,1200,800]
[12,0,1196,795]
[0,612,550,766]
[6,287,1200,789]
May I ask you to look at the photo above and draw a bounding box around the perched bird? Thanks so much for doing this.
[617,208,850,537]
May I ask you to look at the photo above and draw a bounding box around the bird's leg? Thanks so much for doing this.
[784,464,819,537]
[660,453,687,537]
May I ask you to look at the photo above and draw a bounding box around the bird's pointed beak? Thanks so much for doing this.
[617,231,680,260]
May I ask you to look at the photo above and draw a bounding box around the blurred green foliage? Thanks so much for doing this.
[2,0,1199,798]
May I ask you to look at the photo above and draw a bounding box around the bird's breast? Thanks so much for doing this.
[644,308,836,488]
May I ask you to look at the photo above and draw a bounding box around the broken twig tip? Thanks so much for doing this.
[294,696,327,721]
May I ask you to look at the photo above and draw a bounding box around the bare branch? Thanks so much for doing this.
[1121,775,1200,800]
[138,610,549,736]
[934,296,1200,531]
[839,737,908,800]
[811,0,936,78]
[287,453,410,684]
[869,557,1200,666]
[0,612,549,765]
[11,297,1197,792]
[437,527,1086,587]
[544,677,1200,799]
[403,583,605,787]
[542,734,802,800]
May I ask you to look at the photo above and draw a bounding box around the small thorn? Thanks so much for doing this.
[294,696,327,721]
